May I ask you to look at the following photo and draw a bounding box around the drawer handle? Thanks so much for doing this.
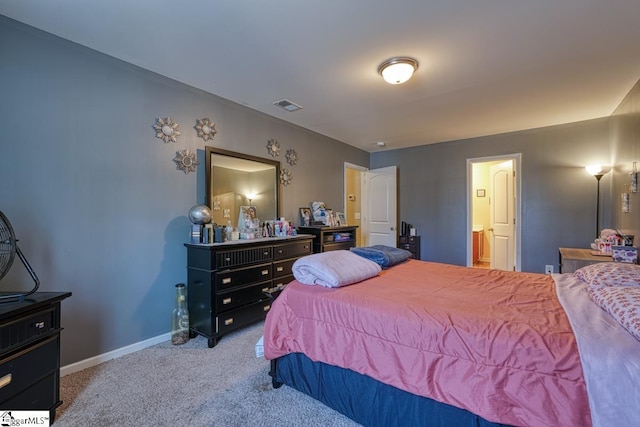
[225,257,231,262]
[276,266,284,272]
[275,282,284,288]
[0,374,12,390]
[263,305,271,312]
[262,287,270,292]
[222,297,232,305]
[264,251,269,256]
[304,245,309,249]
[224,318,234,326]
[34,321,46,329]
[277,249,283,254]
[261,270,269,276]
[222,278,231,284]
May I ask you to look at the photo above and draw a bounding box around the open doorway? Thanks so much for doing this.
[344,162,366,247]
[467,154,521,271]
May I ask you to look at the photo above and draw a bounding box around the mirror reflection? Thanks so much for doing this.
[205,147,280,228]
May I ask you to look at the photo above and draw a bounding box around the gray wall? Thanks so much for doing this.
[0,16,368,365]
[611,79,640,240]
[371,118,612,272]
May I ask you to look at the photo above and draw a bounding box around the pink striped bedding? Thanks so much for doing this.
[264,259,591,427]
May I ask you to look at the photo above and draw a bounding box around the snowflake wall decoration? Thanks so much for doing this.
[285,148,298,166]
[267,138,281,157]
[195,118,217,141]
[153,117,181,143]
[173,149,199,174]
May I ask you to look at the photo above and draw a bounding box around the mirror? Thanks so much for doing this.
[205,146,280,228]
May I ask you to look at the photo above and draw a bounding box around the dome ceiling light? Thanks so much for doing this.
[378,57,419,85]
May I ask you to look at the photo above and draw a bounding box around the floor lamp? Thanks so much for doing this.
[585,165,611,238]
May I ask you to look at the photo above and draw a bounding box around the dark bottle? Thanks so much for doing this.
[171,283,190,345]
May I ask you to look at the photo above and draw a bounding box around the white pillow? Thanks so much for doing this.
[292,250,381,288]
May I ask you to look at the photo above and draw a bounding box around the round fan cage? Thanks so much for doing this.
[0,211,39,300]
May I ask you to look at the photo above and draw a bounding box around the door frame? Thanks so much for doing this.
[344,162,367,246]
[466,154,522,271]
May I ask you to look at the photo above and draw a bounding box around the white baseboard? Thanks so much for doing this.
[60,332,171,377]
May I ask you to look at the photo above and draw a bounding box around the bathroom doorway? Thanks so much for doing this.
[467,154,521,271]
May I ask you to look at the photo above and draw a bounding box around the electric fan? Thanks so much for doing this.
[0,210,40,301]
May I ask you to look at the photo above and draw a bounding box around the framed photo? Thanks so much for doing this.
[311,201,328,224]
[476,189,486,197]
[335,212,347,226]
[238,205,259,229]
[299,207,312,226]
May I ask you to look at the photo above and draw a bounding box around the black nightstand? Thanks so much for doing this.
[398,235,420,260]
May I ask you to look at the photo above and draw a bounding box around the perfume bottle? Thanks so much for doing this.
[631,161,638,193]
[171,283,190,345]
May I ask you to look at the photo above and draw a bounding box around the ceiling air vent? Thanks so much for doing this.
[273,99,302,112]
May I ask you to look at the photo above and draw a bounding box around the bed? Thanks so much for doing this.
[263,250,640,427]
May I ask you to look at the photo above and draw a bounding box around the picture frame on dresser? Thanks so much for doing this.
[299,207,311,227]
[335,212,347,226]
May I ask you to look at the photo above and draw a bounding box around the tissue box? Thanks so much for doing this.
[612,246,638,264]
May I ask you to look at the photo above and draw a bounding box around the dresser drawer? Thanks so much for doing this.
[273,240,312,260]
[272,274,294,291]
[272,258,297,278]
[216,300,272,335]
[0,372,57,410]
[0,335,59,403]
[215,246,272,269]
[216,281,272,313]
[399,243,416,251]
[0,307,58,353]
[322,241,355,252]
[398,235,419,245]
[215,263,272,290]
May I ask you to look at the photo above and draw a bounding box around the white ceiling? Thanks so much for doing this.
[2,1,640,152]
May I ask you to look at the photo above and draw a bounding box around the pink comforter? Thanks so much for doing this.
[264,260,591,427]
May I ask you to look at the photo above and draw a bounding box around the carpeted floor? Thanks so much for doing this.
[55,322,360,426]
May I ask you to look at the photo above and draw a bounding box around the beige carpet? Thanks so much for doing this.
[55,322,360,426]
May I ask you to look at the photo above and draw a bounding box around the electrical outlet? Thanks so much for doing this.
[545,265,554,274]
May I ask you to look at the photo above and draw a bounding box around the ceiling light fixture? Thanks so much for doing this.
[378,57,419,85]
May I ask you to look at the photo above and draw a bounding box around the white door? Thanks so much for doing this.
[362,166,397,247]
[489,161,515,270]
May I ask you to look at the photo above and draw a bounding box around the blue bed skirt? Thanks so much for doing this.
[271,352,510,427]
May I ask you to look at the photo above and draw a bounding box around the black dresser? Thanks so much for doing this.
[185,235,312,348]
[0,292,71,423]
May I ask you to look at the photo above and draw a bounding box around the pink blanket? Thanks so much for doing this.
[264,260,591,427]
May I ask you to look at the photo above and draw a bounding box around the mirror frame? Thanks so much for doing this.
[205,146,281,223]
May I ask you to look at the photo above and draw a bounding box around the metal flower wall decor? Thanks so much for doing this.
[173,149,199,174]
[153,117,181,143]
[286,148,298,166]
[195,118,217,141]
[280,168,293,186]
[267,138,281,157]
